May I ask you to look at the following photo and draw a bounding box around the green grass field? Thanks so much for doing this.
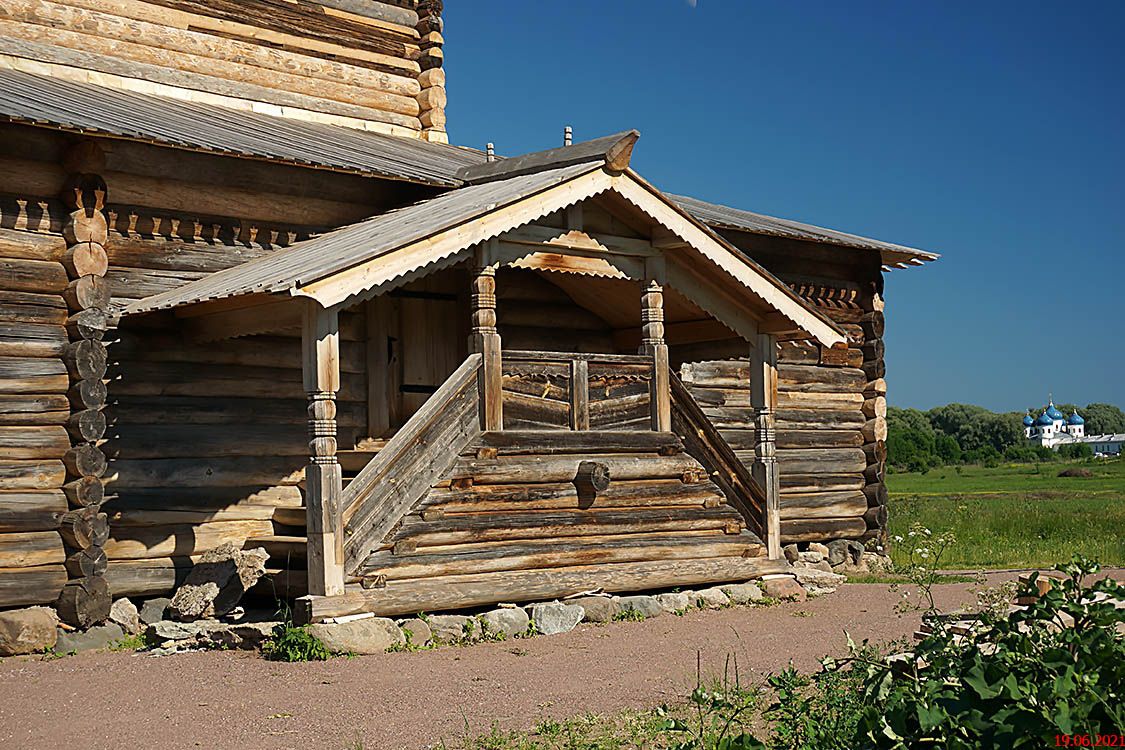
[887,458,1125,570]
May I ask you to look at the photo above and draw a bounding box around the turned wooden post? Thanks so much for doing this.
[640,259,671,432]
[302,301,344,596]
[470,245,502,431]
[750,333,781,559]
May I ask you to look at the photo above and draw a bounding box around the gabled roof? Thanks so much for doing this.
[124,140,846,348]
[0,68,936,267]
[0,68,481,187]
[670,193,939,269]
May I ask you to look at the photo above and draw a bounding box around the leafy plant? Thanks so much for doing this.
[108,633,148,652]
[261,622,330,662]
[890,522,957,613]
[613,607,646,622]
[844,556,1125,747]
[660,654,763,749]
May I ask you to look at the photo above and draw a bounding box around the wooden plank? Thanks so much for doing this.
[0,563,67,607]
[360,533,761,581]
[0,530,65,567]
[420,479,722,515]
[569,358,589,430]
[104,519,274,559]
[296,555,790,622]
[451,452,702,485]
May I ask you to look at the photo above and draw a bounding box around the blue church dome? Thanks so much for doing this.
[1023,414,1034,426]
[1035,412,1054,426]
[1068,411,1085,426]
[1045,403,1064,420]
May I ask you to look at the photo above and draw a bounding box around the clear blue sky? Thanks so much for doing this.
[442,1,1123,412]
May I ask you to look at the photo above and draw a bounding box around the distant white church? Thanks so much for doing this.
[1024,400,1123,455]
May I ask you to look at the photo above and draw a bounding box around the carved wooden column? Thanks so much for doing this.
[750,332,781,559]
[470,246,503,431]
[302,301,344,596]
[640,259,671,432]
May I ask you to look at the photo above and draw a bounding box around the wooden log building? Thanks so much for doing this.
[0,0,937,625]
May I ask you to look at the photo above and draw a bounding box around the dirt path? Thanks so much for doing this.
[0,573,1104,750]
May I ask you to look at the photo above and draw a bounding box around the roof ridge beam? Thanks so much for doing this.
[456,130,639,185]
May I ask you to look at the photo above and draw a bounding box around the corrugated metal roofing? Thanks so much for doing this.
[670,193,939,268]
[125,161,605,314]
[0,68,484,187]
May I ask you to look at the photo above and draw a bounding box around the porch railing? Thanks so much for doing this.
[669,370,767,541]
[339,353,482,574]
[501,350,658,432]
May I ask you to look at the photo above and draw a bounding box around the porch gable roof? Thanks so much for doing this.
[123,149,846,347]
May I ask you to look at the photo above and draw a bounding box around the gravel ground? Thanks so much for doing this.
[1,571,1117,750]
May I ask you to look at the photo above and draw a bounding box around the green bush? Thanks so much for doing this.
[848,557,1124,747]
[260,622,330,662]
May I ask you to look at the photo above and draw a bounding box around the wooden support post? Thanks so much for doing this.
[569,358,589,430]
[303,301,344,596]
[640,259,671,432]
[750,333,781,559]
[470,245,502,431]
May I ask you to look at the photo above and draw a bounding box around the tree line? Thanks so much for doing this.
[887,402,1125,472]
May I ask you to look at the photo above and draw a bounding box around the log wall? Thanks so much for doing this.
[677,234,889,549]
[0,0,448,141]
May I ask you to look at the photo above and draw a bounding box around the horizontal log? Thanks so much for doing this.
[66,409,106,442]
[0,530,65,567]
[863,463,885,484]
[111,333,365,373]
[106,504,284,527]
[0,289,68,327]
[450,453,704,485]
[66,546,108,578]
[109,485,303,508]
[105,396,364,428]
[778,391,865,410]
[104,557,195,598]
[393,506,743,548]
[0,226,67,262]
[297,556,791,622]
[0,563,67,607]
[746,448,866,475]
[107,457,307,489]
[0,393,68,425]
[63,242,108,278]
[103,424,308,459]
[478,430,683,456]
[104,519,274,560]
[776,430,865,449]
[778,365,866,394]
[105,362,365,401]
[779,491,867,519]
[420,479,723,515]
[0,489,67,531]
[0,425,68,459]
[860,311,885,339]
[779,474,865,493]
[0,356,68,393]
[0,459,65,489]
[780,517,867,544]
[0,256,67,293]
[360,532,763,581]
[0,322,68,357]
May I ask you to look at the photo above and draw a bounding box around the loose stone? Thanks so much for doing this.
[571,596,620,623]
[693,587,731,609]
[479,607,529,639]
[721,583,763,605]
[0,607,58,656]
[613,595,663,619]
[529,602,585,635]
[308,617,404,655]
[653,592,691,613]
